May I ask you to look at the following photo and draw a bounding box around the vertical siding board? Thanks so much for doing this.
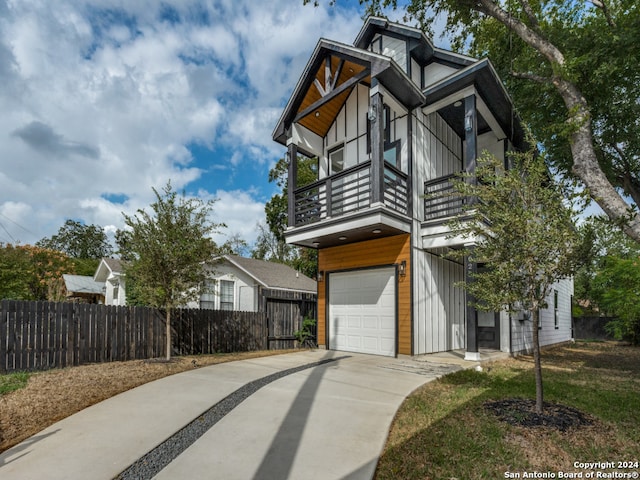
[0,301,7,373]
[7,301,16,371]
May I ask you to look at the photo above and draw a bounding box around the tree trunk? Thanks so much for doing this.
[165,308,171,361]
[477,0,640,243]
[531,308,544,414]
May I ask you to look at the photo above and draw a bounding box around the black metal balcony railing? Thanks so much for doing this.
[423,173,464,221]
[292,160,409,227]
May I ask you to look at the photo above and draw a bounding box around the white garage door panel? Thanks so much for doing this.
[329,267,396,357]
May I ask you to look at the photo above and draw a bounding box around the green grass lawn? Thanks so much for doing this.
[375,341,640,479]
[0,371,30,395]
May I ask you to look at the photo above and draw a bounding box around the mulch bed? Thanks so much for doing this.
[484,398,594,431]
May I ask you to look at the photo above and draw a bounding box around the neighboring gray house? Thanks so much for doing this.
[198,255,317,312]
[94,258,126,306]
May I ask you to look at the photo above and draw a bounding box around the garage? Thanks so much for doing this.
[328,267,396,356]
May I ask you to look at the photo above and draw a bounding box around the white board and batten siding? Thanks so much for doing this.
[371,34,408,72]
[413,251,466,354]
[510,277,574,354]
[323,84,371,176]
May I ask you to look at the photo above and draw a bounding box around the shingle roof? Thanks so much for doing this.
[225,255,316,293]
[63,274,105,295]
[102,258,123,273]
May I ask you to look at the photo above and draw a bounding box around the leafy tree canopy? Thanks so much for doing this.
[574,216,640,343]
[37,219,113,260]
[253,155,319,279]
[0,243,75,301]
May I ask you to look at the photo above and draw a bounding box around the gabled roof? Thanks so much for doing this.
[273,38,424,145]
[94,257,124,282]
[424,58,526,149]
[223,255,316,293]
[354,16,475,69]
[63,274,105,295]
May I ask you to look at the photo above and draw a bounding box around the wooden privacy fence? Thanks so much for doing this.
[0,300,268,373]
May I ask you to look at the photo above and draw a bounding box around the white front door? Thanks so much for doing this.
[328,267,396,357]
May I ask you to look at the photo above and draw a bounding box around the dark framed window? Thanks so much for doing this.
[554,289,559,329]
[329,144,345,174]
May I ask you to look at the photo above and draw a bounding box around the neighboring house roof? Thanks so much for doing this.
[223,255,316,293]
[94,257,124,282]
[63,274,105,295]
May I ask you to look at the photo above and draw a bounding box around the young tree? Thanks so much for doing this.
[320,0,640,242]
[446,147,579,413]
[120,182,222,360]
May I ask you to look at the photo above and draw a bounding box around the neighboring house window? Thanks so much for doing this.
[200,279,216,309]
[554,289,559,329]
[112,284,119,304]
[220,280,234,310]
[329,144,344,174]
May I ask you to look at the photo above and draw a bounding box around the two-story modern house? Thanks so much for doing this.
[273,17,573,359]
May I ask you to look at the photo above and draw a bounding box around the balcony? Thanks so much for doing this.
[422,173,481,249]
[423,173,463,222]
[286,160,410,248]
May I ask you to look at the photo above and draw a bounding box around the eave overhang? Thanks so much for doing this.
[272,39,424,146]
[285,206,411,249]
[423,58,526,149]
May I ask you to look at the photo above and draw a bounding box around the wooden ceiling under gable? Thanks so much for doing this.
[295,55,370,138]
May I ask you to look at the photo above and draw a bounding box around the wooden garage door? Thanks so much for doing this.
[328,267,396,356]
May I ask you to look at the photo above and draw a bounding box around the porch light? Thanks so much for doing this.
[372,229,382,234]
[367,104,377,122]
[315,111,320,117]
[464,111,473,132]
[339,236,347,241]
[399,260,407,277]
[318,271,324,282]
[453,100,462,107]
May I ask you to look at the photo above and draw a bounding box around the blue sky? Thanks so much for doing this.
[1,0,412,248]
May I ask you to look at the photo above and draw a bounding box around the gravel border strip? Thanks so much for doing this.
[113,356,344,480]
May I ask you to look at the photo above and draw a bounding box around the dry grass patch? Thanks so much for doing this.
[0,350,296,453]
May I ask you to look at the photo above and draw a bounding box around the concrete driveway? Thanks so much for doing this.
[0,350,464,480]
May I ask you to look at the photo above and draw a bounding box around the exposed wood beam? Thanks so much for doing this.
[330,59,344,91]
[313,78,327,97]
[293,69,370,123]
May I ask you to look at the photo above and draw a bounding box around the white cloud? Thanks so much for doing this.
[0,0,365,248]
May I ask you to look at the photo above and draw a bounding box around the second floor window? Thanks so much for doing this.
[329,145,344,174]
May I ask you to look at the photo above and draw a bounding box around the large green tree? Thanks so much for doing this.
[119,182,222,360]
[253,155,319,278]
[575,216,640,343]
[0,243,75,301]
[37,219,113,259]
[321,0,640,242]
[37,219,113,275]
[446,147,579,413]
